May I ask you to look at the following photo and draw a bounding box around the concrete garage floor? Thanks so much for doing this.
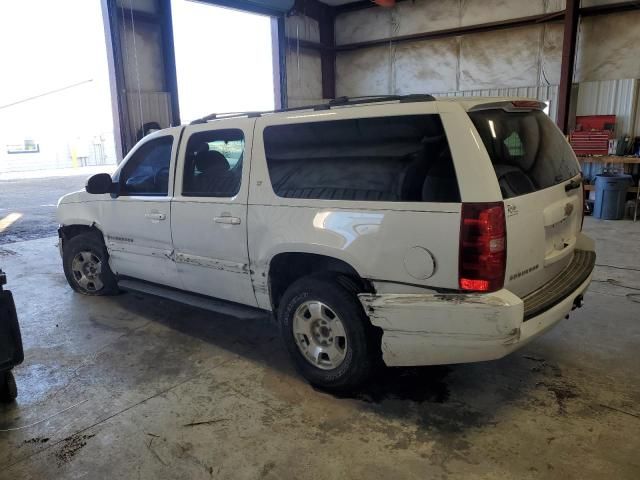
[0,218,639,479]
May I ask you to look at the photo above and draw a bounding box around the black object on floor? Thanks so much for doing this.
[0,268,23,402]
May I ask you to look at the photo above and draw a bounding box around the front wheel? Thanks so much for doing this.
[279,276,378,392]
[62,232,118,295]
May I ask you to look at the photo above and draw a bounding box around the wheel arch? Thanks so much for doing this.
[59,223,106,247]
[267,251,373,312]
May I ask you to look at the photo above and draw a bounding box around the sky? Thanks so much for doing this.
[0,0,275,144]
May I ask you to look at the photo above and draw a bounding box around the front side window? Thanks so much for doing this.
[263,115,460,202]
[182,129,244,197]
[120,136,173,196]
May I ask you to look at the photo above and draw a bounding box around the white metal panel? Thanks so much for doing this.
[576,79,639,137]
[247,102,467,309]
[285,14,320,43]
[575,11,640,82]
[286,49,323,105]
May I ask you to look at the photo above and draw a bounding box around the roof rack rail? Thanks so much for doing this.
[190,111,262,125]
[190,94,436,125]
[327,94,435,106]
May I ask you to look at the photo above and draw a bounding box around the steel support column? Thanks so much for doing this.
[159,0,181,128]
[101,0,129,162]
[293,0,336,99]
[557,0,579,134]
[319,9,336,99]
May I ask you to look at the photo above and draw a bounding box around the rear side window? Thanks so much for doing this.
[469,109,579,199]
[263,115,460,202]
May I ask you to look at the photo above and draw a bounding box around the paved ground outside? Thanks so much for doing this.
[0,166,114,245]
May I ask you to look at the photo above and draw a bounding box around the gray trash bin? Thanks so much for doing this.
[593,174,632,220]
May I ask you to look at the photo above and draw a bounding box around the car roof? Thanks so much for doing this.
[182,95,544,127]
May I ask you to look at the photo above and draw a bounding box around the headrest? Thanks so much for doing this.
[195,149,229,174]
[421,154,457,201]
[493,164,536,197]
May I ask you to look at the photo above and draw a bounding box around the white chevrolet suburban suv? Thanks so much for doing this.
[57,95,595,391]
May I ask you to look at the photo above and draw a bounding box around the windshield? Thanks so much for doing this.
[469,109,579,199]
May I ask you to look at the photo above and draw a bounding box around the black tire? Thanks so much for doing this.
[279,275,378,392]
[0,371,17,403]
[62,232,118,296]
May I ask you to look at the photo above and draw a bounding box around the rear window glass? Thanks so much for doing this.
[263,115,460,203]
[469,109,579,199]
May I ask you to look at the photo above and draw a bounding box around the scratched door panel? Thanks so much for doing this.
[98,130,183,289]
[101,196,182,288]
[170,120,256,307]
[170,201,255,305]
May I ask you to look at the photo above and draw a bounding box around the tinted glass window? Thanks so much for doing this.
[264,115,460,202]
[469,109,580,199]
[182,129,244,197]
[120,136,173,196]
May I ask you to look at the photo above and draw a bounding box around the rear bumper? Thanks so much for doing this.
[358,236,595,367]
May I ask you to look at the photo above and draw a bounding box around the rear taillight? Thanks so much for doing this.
[459,202,506,292]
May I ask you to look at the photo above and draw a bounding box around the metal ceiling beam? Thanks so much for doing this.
[285,37,330,51]
[331,0,640,16]
[334,11,565,51]
[333,0,411,14]
[291,0,331,21]
[580,1,640,17]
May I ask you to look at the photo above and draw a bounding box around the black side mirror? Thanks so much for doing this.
[86,173,114,194]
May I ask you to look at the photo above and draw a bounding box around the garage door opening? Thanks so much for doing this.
[171,0,276,123]
[0,0,116,175]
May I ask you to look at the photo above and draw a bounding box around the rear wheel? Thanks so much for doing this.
[279,276,377,391]
[62,232,118,295]
[0,371,17,403]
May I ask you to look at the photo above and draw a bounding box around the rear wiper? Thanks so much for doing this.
[565,178,582,192]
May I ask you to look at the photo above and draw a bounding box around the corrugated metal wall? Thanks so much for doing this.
[576,79,639,137]
[431,80,640,138]
[433,85,560,121]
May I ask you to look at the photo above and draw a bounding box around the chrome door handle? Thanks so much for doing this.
[145,212,166,221]
[214,216,241,225]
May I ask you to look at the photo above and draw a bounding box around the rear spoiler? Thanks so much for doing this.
[468,100,546,113]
